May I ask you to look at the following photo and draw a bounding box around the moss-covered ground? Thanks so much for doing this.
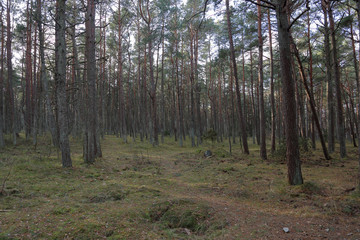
[0,134,359,239]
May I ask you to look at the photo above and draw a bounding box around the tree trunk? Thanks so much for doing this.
[37,0,58,147]
[118,0,127,143]
[0,9,5,148]
[161,20,165,144]
[148,26,158,146]
[55,0,72,167]
[32,9,38,147]
[225,0,249,154]
[84,0,100,163]
[25,0,32,139]
[307,11,316,149]
[268,9,276,153]
[189,24,196,147]
[275,0,303,185]
[322,1,334,153]
[6,0,16,145]
[356,0,360,191]
[328,1,346,158]
[290,35,331,160]
[195,30,202,145]
[258,0,267,160]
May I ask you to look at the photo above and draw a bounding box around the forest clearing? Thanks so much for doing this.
[0,135,359,239]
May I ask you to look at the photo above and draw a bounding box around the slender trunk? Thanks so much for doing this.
[268,9,276,153]
[307,11,316,149]
[175,16,183,147]
[25,0,32,139]
[258,1,267,160]
[32,10,38,147]
[55,0,72,167]
[322,1,334,153]
[0,10,5,148]
[37,0,58,147]
[241,49,246,129]
[6,0,16,145]
[290,36,331,160]
[250,51,256,144]
[118,0,126,142]
[229,57,236,144]
[161,20,165,144]
[148,27,158,146]
[349,6,359,147]
[328,1,346,158]
[84,0,100,163]
[189,25,196,147]
[195,30,202,145]
[225,0,249,154]
[356,0,360,192]
[218,70,223,142]
[70,1,81,137]
[344,90,357,147]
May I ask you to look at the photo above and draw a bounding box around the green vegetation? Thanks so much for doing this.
[0,134,359,239]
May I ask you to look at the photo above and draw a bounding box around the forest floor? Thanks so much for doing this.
[0,134,360,239]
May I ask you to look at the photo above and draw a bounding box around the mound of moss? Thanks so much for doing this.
[148,199,212,233]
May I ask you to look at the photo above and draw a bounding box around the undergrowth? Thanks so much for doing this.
[0,134,359,239]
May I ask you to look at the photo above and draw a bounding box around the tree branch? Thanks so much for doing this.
[245,0,276,10]
[288,1,310,30]
[186,0,210,22]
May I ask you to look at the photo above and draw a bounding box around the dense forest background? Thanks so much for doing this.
[0,0,360,187]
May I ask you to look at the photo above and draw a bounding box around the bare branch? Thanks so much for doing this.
[245,0,276,9]
[186,0,210,22]
[288,1,310,30]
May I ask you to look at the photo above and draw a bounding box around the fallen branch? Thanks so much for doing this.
[0,209,14,212]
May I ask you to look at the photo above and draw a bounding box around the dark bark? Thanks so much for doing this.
[356,0,360,191]
[195,30,202,145]
[328,1,346,158]
[307,11,315,149]
[161,20,165,144]
[118,0,126,142]
[25,0,32,139]
[84,0,100,163]
[139,0,158,145]
[290,36,331,160]
[0,9,5,148]
[175,15,183,147]
[275,0,303,185]
[32,8,38,147]
[6,0,16,145]
[258,0,267,160]
[55,0,72,167]
[268,9,276,153]
[189,24,196,147]
[37,0,58,147]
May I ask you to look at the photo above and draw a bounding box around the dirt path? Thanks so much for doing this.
[150,154,360,239]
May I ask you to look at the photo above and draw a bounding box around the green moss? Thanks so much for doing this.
[147,199,212,233]
[298,181,324,196]
[51,206,76,215]
[213,148,230,158]
[84,184,129,203]
[1,135,359,239]
[341,199,360,216]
